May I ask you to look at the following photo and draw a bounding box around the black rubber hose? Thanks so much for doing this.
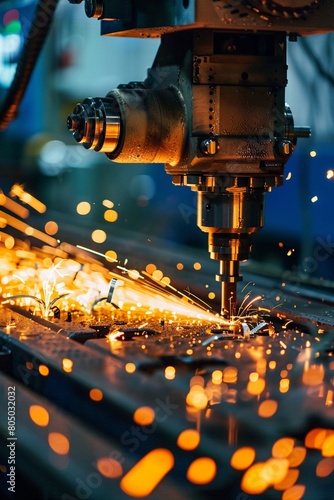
[0,0,60,131]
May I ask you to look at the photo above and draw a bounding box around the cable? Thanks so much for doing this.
[0,0,60,131]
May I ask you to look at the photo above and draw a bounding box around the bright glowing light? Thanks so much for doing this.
[96,457,123,478]
[48,432,70,455]
[29,405,49,427]
[177,429,200,450]
[272,437,295,459]
[258,399,278,418]
[102,199,114,208]
[76,201,91,215]
[186,457,217,484]
[152,269,163,281]
[230,447,256,470]
[62,358,73,373]
[282,484,306,500]
[120,449,174,497]
[38,365,50,377]
[105,250,117,262]
[104,209,118,222]
[133,406,155,426]
[125,362,136,373]
[44,221,58,235]
[91,229,107,243]
[89,388,103,401]
[165,366,176,380]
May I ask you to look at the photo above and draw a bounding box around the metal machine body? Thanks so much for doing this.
[67,0,334,317]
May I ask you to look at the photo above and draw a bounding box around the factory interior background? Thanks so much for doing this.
[1,1,334,289]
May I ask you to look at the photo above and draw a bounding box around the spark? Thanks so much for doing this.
[76,245,118,262]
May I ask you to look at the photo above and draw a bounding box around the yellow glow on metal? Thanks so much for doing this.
[177,429,200,451]
[133,406,155,426]
[186,457,217,485]
[96,457,123,478]
[29,405,50,427]
[326,169,334,179]
[311,195,318,203]
[193,262,201,270]
[89,388,104,402]
[310,150,317,157]
[230,447,256,470]
[48,432,70,455]
[120,449,174,497]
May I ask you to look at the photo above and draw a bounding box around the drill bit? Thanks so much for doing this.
[221,281,237,319]
[218,261,239,319]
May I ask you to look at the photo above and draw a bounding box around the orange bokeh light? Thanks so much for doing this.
[177,429,200,451]
[133,406,155,426]
[48,432,70,455]
[186,457,217,485]
[230,447,256,470]
[29,405,49,427]
[120,449,174,497]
